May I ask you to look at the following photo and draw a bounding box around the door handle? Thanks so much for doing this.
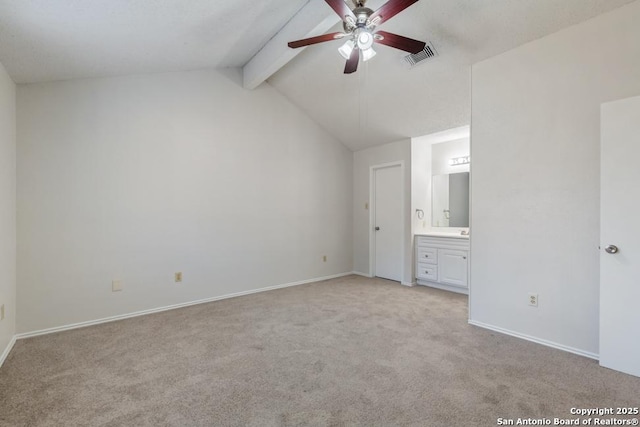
[605,245,619,254]
[375,227,380,231]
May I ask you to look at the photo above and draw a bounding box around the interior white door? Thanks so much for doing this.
[600,95,640,378]
[373,165,402,282]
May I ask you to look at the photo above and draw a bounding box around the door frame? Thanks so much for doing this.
[369,161,405,281]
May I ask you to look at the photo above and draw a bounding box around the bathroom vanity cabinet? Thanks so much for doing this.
[415,234,469,294]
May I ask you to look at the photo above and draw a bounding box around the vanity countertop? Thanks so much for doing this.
[415,231,470,240]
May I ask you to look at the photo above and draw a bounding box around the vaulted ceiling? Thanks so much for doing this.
[0,0,635,150]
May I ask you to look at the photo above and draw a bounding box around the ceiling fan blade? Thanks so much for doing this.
[369,0,419,26]
[325,0,356,21]
[374,31,425,54]
[344,47,359,74]
[288,32,346,49]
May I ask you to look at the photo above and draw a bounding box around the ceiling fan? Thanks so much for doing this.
[288,0,425,74]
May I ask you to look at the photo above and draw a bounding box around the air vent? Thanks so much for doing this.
[404,42,438,67]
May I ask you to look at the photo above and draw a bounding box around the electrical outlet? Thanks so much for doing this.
[175,272,182,283]
[528,293,538,307]
[323,255,327,262]
[112,280,123,292]
[1,304,4,321]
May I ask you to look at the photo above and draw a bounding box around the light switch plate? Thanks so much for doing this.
[112,280,123,292]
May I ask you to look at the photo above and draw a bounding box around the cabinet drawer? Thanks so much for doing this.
[416,263,438,281]
[417,247,437,264]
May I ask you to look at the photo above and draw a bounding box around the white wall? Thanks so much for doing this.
[470,1,640,356]
[353,139,412,285]
[17,68,353,333]
[411,139,431,234]
[0,60,16,358]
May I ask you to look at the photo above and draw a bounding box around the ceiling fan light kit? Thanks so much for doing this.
[356,30,373,50]
[338,40,355,59]
[362,45,377,62]
[288,0,426,74]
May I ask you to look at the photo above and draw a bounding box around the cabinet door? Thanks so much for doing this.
[438,249,468,288]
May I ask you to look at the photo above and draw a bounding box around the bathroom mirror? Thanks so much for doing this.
[432,172,470,227]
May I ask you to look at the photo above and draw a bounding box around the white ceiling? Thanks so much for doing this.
[0,0,308,83]
[0,0,635,150]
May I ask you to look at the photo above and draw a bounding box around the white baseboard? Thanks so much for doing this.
[401,281,416,287]
[351,271,373,278]
[468,319,599,360]
[0,335,17,368]
[16,272,354,340]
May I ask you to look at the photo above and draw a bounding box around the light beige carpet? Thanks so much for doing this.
[1,275,639,426]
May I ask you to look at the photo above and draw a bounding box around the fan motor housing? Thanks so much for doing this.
[344,6,373,32]
[354,7,373,25]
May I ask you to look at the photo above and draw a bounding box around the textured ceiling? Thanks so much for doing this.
[268,0,635,150]
[0,0,307,83]
[0,0,635,150]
